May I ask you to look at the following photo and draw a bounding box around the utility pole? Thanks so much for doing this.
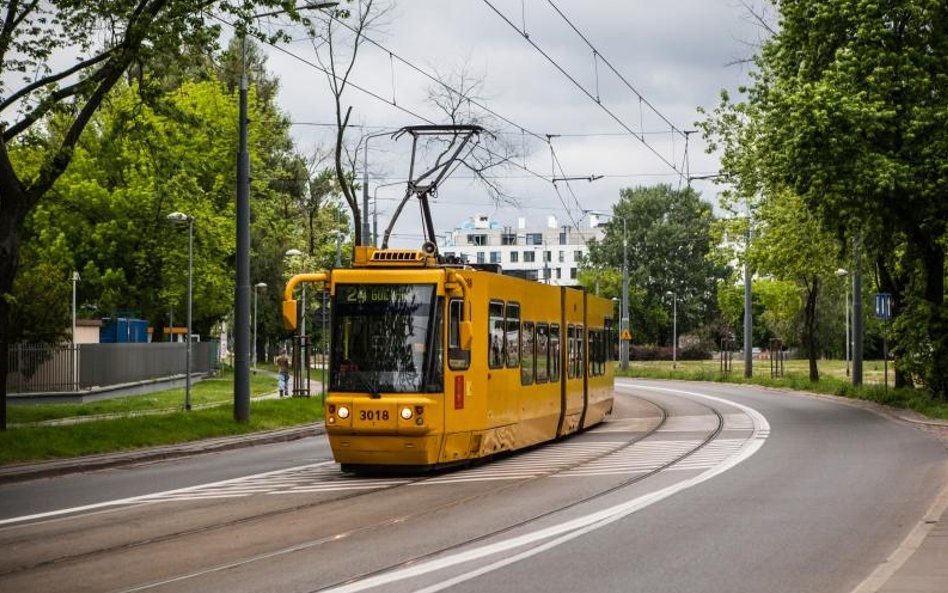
[852,232,864,386]
[234,35,251,423]
[744,223,753,378]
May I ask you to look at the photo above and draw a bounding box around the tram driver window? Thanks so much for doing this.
[448,298,470,370]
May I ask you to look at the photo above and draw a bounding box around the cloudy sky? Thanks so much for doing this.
[262,0,770,247]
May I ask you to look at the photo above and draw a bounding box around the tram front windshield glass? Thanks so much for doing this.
[331,283,443,393]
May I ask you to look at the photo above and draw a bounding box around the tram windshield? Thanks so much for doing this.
[331,283,443,394]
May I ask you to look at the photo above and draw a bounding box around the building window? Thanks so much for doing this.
[543,250,552,262]
[501,233,517,245]
[558,250,565,263]
[524,251,535,263]
[573,250,584,262]
[556,268,562,279]
[510,251,519,263]
[570,267,577,279]
[468,234,487,246]
[526,233,543,245]
[476,251,485,264]
[559,232,567,245]
[490,251,501,264]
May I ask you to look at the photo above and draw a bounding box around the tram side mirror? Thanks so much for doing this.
[459,320,473,350]
[282,299,298,331]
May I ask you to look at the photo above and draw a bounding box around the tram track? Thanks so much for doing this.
[0,388,753,593]
[305,388,728,593]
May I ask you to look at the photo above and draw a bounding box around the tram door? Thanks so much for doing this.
[441,296,475,462]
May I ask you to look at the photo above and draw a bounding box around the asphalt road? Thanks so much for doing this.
[0,379,944,593]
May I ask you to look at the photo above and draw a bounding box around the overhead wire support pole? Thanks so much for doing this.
[235,31,251,423]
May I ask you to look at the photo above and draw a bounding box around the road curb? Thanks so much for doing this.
[0,423,325,484]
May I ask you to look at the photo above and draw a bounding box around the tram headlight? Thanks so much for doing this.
[337,406,350,419]
[400,407,413,420]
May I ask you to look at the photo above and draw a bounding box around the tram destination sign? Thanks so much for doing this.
[874,293,892,321]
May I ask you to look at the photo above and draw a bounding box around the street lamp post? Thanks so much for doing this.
[167,211,194,411]
[835,268,850,377]
[666,290,677,368]
[253,282,267,373]
[285,249,309,395]
[361,130,394,246]
[71,271,79,390]
[329,230,345,268]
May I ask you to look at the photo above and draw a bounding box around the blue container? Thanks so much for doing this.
[100,318,149,343]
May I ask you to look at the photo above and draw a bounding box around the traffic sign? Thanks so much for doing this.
[874,293,892,320]
[621,329,632,341]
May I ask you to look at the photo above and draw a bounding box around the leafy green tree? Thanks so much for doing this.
[717,0,948,395]
[584,184,726,346]
[755,192,838,380]
[0,0,322,429]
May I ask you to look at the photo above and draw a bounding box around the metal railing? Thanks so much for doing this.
[6,342,215,394]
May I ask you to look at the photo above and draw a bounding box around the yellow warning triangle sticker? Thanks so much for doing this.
[621,329,632,341]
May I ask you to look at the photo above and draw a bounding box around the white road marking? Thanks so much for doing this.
[0,461,335,527]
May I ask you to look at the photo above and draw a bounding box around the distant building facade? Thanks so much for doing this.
[442,213,605,287]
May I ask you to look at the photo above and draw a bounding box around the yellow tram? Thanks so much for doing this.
[283,245,616,471]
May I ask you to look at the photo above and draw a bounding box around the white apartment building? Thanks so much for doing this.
[441,214,606,287]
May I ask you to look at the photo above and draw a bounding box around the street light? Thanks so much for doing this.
[285,248,310,396]
[71,271,80,390]
[360,130,396,246]
[253,282,267,373]
[329,230,345,268]
[835,268,850,377]
[285,249,306,337]
[167,211,194,411]
[666,290,677,368]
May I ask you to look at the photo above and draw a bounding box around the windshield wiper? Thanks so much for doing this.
[349,371,382,399]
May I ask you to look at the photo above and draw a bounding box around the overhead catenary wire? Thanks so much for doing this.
[216,11,668,230]
[480,0,686,178]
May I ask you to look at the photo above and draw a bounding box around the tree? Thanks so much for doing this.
[0,1,320,429]
[585,184,726,346]
[380,63,521,248]
[309,0,389,249]
[705,0,948,395]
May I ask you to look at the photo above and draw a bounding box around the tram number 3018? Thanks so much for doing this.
[359,410,389,422]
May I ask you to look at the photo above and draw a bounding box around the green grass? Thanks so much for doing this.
[0,397,324,464]
[8,369,280,424]
[624,359,948,420]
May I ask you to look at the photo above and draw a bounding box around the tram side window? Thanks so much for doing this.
[536,323,549,383]
[521,321,535,385]
[567,325,576,379]
[605,318,615,361]
[489,301,505,369]
[506,302,521,368]
[550,324,561,381]
[448,298,470,371]
[576,326,585,378]
[588,329,603,377]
